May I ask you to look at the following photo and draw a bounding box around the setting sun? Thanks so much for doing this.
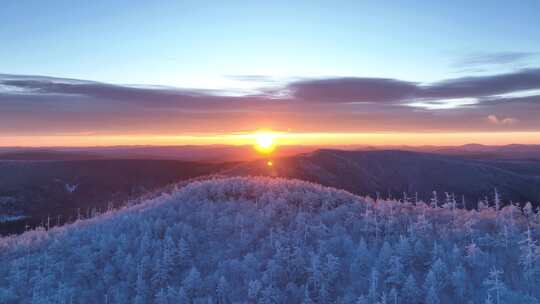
[254,132,277,154]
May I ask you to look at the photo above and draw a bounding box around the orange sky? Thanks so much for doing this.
[2,131,540,147]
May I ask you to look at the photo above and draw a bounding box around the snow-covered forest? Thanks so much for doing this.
[0,177,539,303]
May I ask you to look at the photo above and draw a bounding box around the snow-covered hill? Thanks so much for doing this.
[0,177,539,303]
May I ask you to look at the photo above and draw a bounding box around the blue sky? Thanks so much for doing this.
[1,1,540,145]
[2,0,539,88]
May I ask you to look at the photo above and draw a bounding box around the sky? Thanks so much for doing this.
[1,0,540,146]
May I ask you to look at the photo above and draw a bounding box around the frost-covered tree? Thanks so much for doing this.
[451,264,467,300]
[154,288,168,304]
[216,276,230,304]
[183,267,202,299]
[134,269,148,304]
[356,294,368,304]
[430,191,438,209]
[385,255,405,288]
[425,286,440,304]
[519,227,539,288]
[248,280,262,301]
[483,268,506,304]
[388,288,398,304]
[494,189,501,212]
[401,274,420,304]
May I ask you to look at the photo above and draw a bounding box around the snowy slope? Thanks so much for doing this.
[0,177,539,303]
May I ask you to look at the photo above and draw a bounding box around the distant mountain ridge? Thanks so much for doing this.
[0,145,316,162]
[224,149,540,207]
[2,143,540,162]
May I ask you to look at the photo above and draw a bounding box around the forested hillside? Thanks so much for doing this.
[0,160,232,235]
[225,150,540,206]
[0,177,539,303]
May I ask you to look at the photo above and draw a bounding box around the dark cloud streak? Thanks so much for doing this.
[455,52,538,67]
[419,68,540,99]
[287,77,419,103]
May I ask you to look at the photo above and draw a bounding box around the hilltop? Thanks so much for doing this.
[1,177,539,303]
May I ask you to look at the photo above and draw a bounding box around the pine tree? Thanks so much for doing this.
[519,227,539,285]
[423,258,448,292]
[385,256,405,288]
[377,241,393,270]
[325,253,340,284]
[451,265,467,300]
[523,202,534,229]
[389,288,398,304]
[494,189,501,212]
[430,191,438,209]
[368,269,380,304]
[248,280,262,301]
[319,283,330,304]
[154,288,168,304]
[260,285,280,304]
[178,237,193,269]
[303,285,315,304]
[151,255,168,289]
[350,238,371,290]
[356,295,368,304]
[401,274,419,304]
[414,239,428,268]
[164,286,179,303]
[397,236,413,268]
[376,292,387,304]
[177,287,189,303]
[216,276,230,304]
[483,268,506,304]
[425,286,440,304]
[466,242,485,268]
[163,233,178,273]
[289,246,307,282]
[134,268,147,304]
[423,270,437,295]
[183,267,202,299]
[450,245,462,267]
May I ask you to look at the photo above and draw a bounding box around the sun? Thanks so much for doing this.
[254,132,276,154]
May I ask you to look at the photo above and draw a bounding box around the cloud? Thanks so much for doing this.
[224,75,280,83]
[455,52,538,68]
[1,75,211,102]
[407,98,478,110]
[0,74,279,112]
[419,68,540,100]
[4,69,540,107]
[282,69,540,105]
[286,77,418,103]
[1,69,540,135]
[487,115,517,125]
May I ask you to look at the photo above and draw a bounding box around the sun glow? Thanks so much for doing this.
[4,132,540,148]
[254,131,277,154]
